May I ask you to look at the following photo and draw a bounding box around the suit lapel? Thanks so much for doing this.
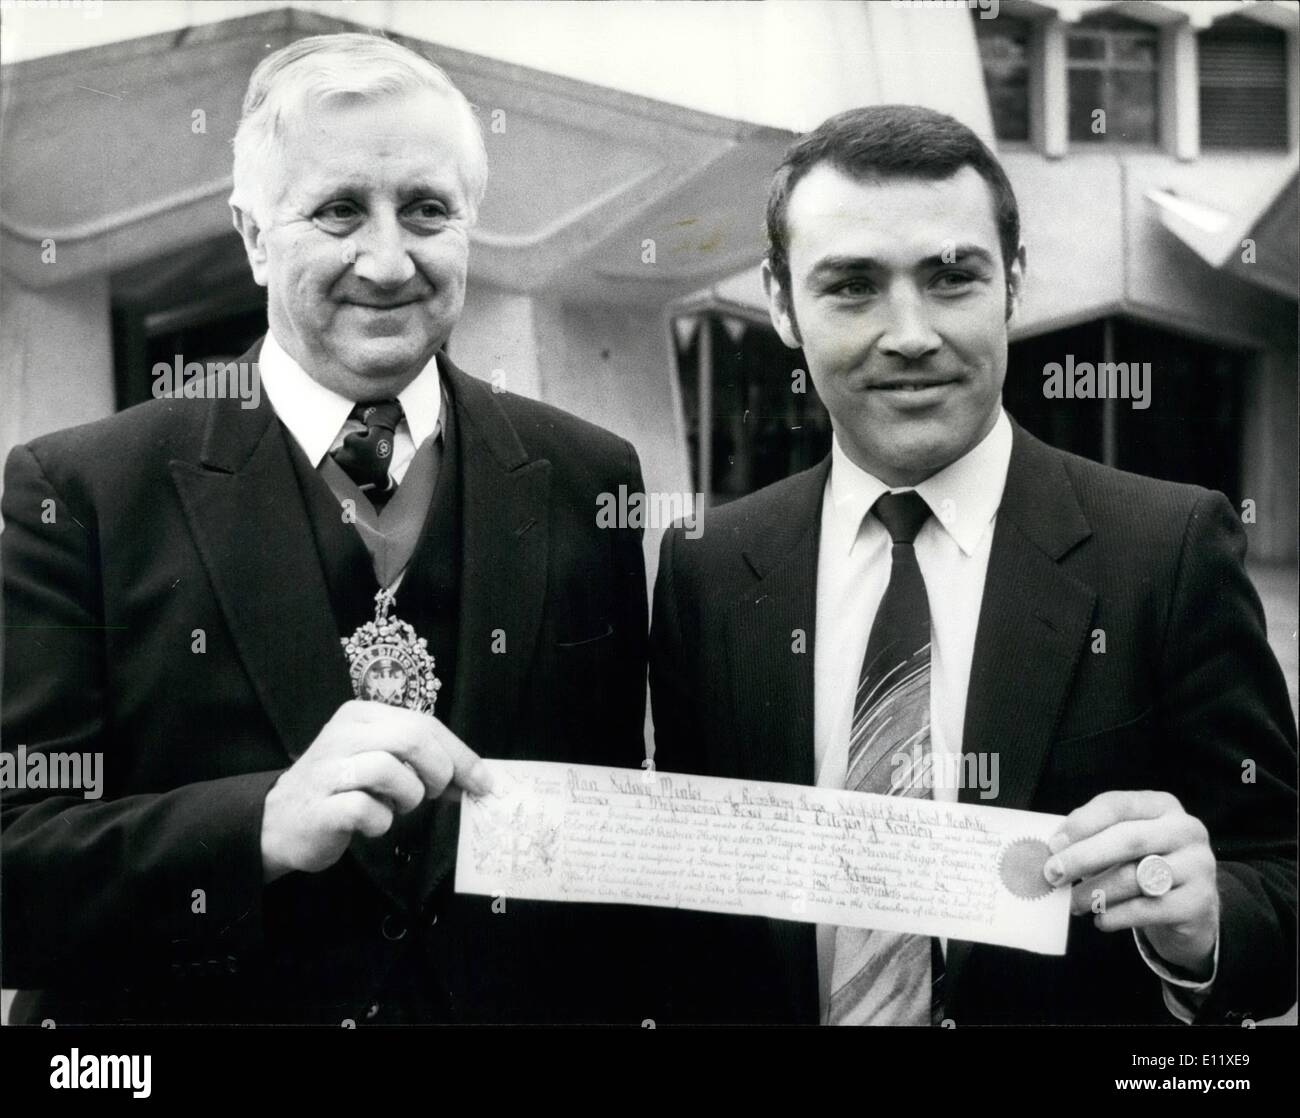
[417,358,551,904]
[726,460,828,786]
[728,459,828,1023]
[945,422,1096,1005]
[170,341,351,763]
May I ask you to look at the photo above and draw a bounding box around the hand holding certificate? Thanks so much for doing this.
[457,760,1071,954]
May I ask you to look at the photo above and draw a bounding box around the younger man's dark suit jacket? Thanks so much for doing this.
[1,344,649,1024]
[650,420,1296,1025]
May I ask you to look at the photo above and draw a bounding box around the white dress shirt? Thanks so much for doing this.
[256,329,442,481]
[811,409,1213,1022]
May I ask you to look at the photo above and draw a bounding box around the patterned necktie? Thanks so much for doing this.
[828,490,944,1026]
[330,399,404,511]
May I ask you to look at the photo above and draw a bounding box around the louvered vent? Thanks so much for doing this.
[1199,22,1290,149]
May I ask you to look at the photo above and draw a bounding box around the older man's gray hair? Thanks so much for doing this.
[230,32,489,224]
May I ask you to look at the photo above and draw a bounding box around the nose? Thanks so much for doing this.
[349,211,417,289]
[877,287,942,363]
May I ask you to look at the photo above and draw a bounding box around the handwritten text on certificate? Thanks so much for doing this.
[456,761,1070,954]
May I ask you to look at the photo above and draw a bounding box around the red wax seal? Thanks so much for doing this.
[998,837,1056,900]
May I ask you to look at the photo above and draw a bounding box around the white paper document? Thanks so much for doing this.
[456,760,1071,954]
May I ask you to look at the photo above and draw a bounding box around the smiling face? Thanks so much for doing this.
[235,88,475,399]
[764,164,1024,486]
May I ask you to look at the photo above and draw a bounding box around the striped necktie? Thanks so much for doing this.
[827,490,944,1026]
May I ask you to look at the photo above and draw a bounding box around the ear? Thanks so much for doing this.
[761,259,801,350]
[1005,243,1026,323]
[231,203,270,287]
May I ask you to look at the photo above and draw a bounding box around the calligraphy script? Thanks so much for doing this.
[456,761,1070,954]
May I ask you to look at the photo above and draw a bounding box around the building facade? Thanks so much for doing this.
[2,0,1296,583]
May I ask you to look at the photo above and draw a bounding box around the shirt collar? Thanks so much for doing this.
[827,408,1013,558]
[257,329,443,467]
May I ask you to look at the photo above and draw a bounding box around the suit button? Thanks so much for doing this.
[428,913,439,929]
[394,845,412,866]
[381,913,408,941]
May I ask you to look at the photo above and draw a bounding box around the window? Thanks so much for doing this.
[1002,317,1245,499]
[1067,14,1160,145]
[1199,16,1290,150]
[672,313,831,507]
[110,237,267,410]
[975,15,1032,142]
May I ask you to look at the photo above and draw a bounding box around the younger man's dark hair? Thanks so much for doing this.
[765,104,1021,299]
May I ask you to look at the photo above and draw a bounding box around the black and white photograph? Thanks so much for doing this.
[1,0,1296,1100]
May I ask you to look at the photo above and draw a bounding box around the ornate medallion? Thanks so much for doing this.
[342,588,441,713]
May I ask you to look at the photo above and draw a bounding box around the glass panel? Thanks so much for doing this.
[1112,34,1157,67]
[672,315,832,505]
[1068,69,1106,142]
[1067,35,1105,62]
[978,29,1028,73]
[978,23,1031,141]
[1110,70,1158,142]
[987,72,1030,141]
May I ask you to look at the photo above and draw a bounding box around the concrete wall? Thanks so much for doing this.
[1120,154,1298,349]
[1002,151,1298,347]
[448,287,547,401]
[1002,153,1128,336]
[2,1,994,137]
[552,302,687,587]
[452,283,687,589]
[0,274,115,498]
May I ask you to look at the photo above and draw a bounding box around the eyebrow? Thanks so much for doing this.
[397,179,457,201]
[305,177,457,201]
[807,245,996,279]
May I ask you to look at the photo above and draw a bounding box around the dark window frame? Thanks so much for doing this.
[975,13,1035,144]
[1066,17,1162,146]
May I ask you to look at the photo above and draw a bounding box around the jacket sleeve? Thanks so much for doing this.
[644,521,741,1022]
[1,442,278,991]
[648,524,696,777]
[612,438,650,765]
[1153,490,1298,1023]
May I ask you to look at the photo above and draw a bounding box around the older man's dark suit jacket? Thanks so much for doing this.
[1,343,649,1024]
[649,420,1296,1025]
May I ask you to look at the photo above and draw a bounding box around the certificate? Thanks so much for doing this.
[456,760,1071,954]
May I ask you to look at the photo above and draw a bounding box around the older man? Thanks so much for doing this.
[650,105,1297,1025]
[2,33,648,1024]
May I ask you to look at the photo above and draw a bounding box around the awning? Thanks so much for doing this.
[1145,151,1299,298]
[0,6,794,307]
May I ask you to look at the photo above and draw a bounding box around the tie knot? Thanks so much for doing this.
[873,490,931,544]
[351,399,404,432]
[332,399,405,506]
